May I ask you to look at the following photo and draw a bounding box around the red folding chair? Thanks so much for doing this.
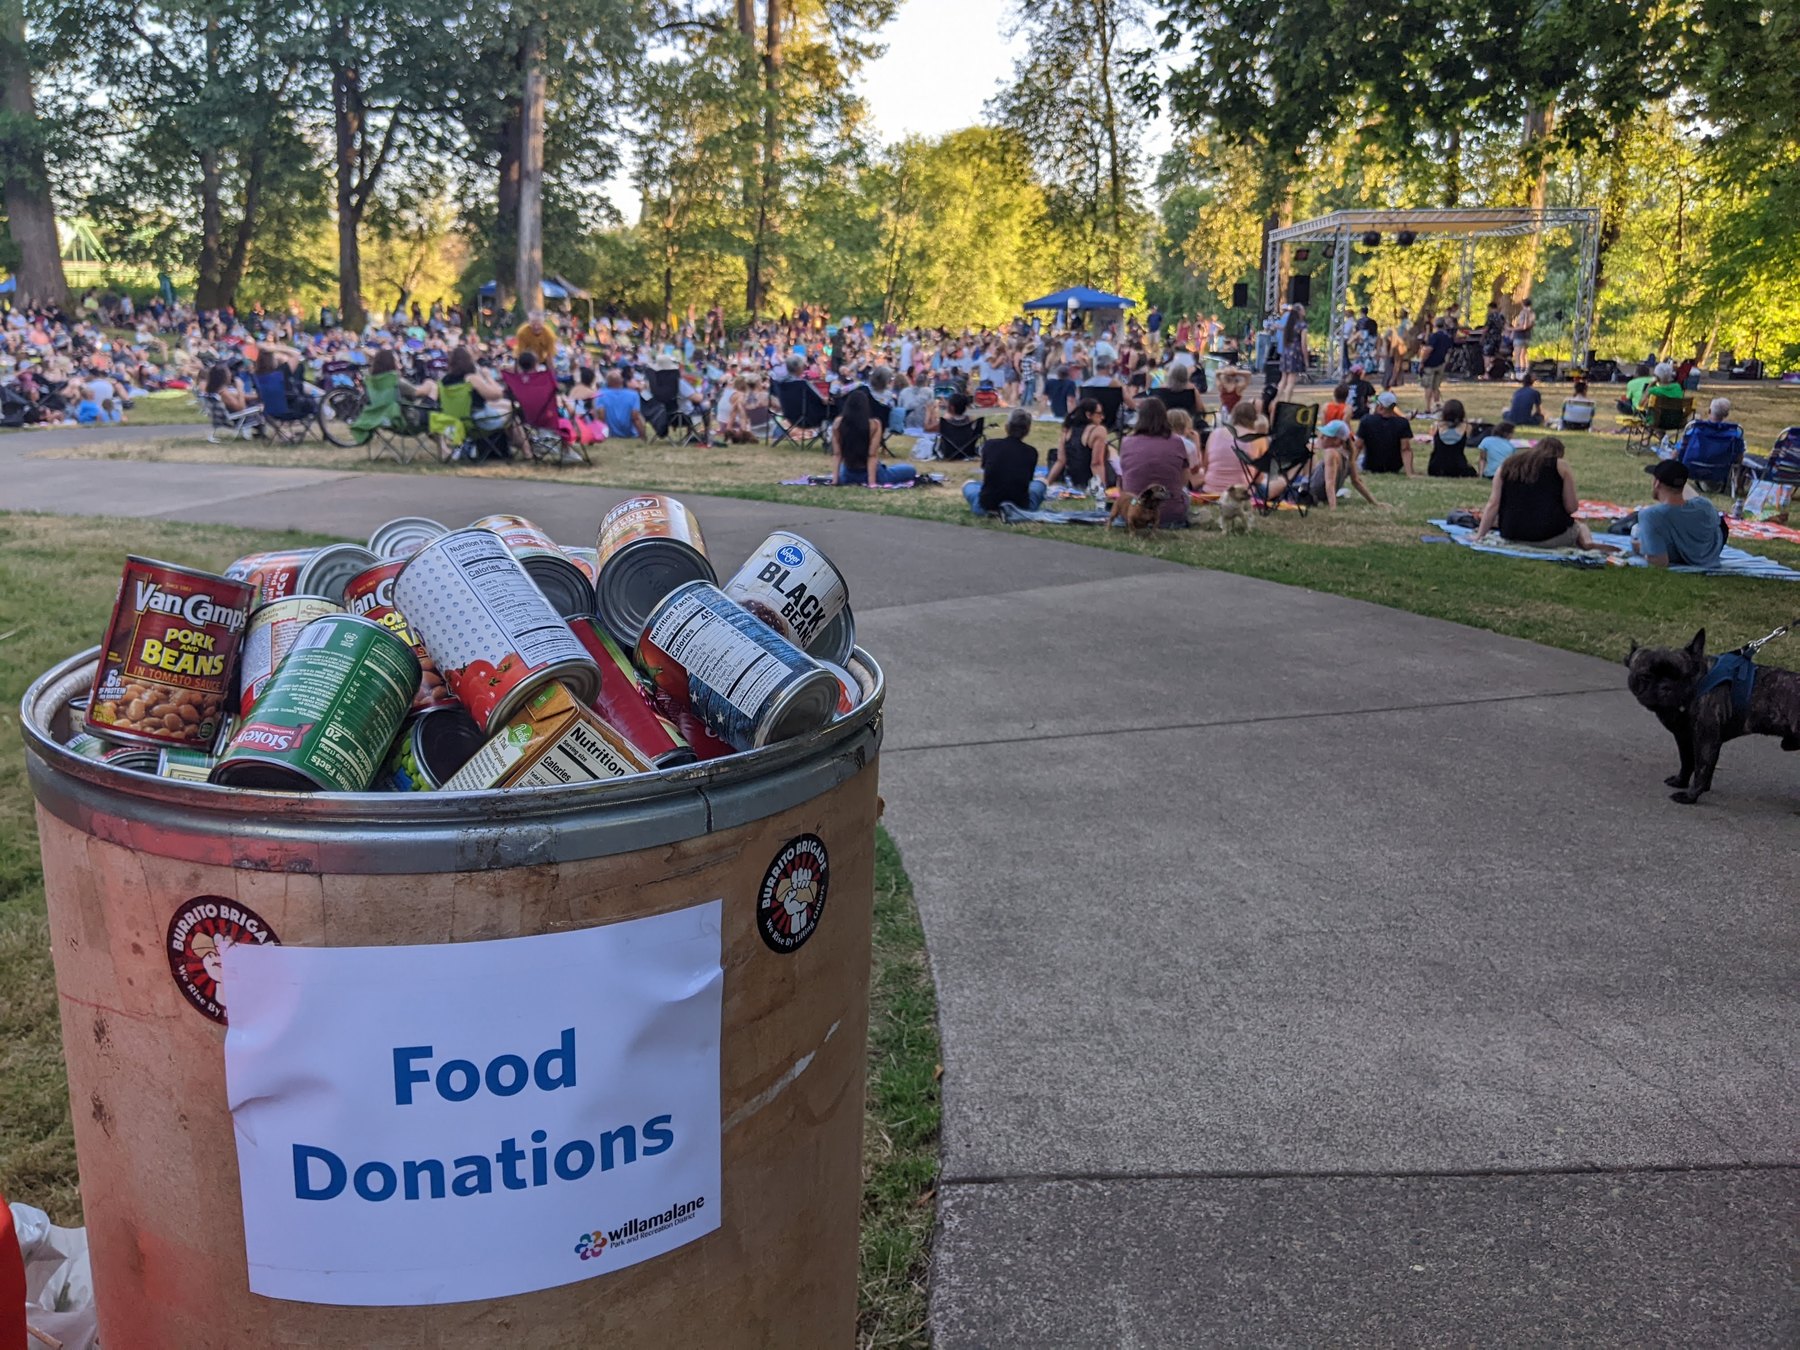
[501,369,583,465]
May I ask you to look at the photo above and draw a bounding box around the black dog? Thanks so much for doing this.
[1625,628,1800,804]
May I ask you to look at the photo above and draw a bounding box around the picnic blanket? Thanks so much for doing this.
[779,474,945,489]
[1575,499,1800,546]
[998,503,1114,525]
[1429,518,1800,580]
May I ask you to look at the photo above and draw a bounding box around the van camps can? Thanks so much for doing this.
[341,561,453,710]
[635,581,839,752]
[237,595,343,716]
[375,705,486,791]
[210,613,420,792]
[393,527,599,732]
[594,494,715,649]
[368,516,448,559]
[722,531,849,651]
[225,544,380,605]
[85,557,251,752]
[468,513,595,619]
[567,617,696,767]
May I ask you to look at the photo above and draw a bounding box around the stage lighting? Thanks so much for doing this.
[1396,231,1416,247]
[1362,231,1381,247]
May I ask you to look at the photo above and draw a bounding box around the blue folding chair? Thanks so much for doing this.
[1676,419,1747,496]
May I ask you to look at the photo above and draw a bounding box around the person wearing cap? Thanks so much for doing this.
[1307,419,1382,510]
[1357,390,1415,475]
[1472,436,1595,549]
[1634,460,1725,568]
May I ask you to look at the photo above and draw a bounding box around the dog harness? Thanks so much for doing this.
[1695,652,1757,718]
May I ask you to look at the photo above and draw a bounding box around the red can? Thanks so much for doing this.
[343,560,455,711]
[85,557,253,752]
[224,548,313,606]
[567,618,695,767]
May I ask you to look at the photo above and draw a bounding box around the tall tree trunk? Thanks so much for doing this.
[515,19,546,315]
[746,0,783,318]
[1093,0,1124,292]
[494,99,522,312]
[333,44,367,329]
[1510,98,1555,303]
[219,147,267,305]
[195,148,227,310]
[0,0,66,308]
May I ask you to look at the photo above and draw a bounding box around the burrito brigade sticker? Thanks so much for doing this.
[756,834,828,954]
[167,896,281,1024]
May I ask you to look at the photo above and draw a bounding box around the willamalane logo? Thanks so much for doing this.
[574,1196,707,1259]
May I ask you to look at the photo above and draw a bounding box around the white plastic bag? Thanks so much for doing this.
[11,1204,99,1350]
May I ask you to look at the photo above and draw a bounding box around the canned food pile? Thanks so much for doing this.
[69,498,865,793]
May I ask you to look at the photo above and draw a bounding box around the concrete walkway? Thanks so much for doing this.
[5,448,1795,1345]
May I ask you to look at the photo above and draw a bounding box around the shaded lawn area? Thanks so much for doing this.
[0,388,205,431]
[0,513,939,1347]
[33,376,1799,670]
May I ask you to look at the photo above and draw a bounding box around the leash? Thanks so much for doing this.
[1735,616,1799,660]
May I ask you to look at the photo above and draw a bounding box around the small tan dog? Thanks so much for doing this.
[1110,482,1172,536]
[1214,483,1255,534]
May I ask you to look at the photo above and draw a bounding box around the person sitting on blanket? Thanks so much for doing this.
[1427,399,1479,477]
[1307,419,1382,511]
[1477,420,1517,477]
[1046,397,1108,491]
[1472,436,1596,549]
[598,368,648,440]
[1633,459,1724,569]
[833,385,917,487]
[962,409,1044,514]
[1118,397,1192,528]
[1357,390,1415,475]
[1503,373,1544,427]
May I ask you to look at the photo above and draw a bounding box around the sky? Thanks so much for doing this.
[605,0,1169,218]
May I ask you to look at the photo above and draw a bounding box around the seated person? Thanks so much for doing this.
[1321,381,1349,428]
[832,386,916,486]
[1643,361,1685,406]
[371,347,435,403]
[1634,459,1724,568]
[1196,398,1273,496]
[1045,397,1107,491]
[1558,378,1595,430]
[442,345,510,432]
[1472,437,1596,549]
[203,362,250,414]
[1504,373,1544,426]
[597,368,648,439]
[1356,391,1415,475]
[1215,364,1253,418]
[1426,398,1478,477]
[1307,419,1382,510]
[1617,362,1654,414]
[1117,397,1191,527]
[1344,365,1376,421]
[1476,420,1517,478]
[961,409,1046,514]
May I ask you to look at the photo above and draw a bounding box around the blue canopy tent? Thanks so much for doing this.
[0,276,15,295]
[1021,286,1136,311]
[480,277,575,301]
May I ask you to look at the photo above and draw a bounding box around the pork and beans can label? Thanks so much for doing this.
[635,581,838,752]
[393,528,599,732]
[86,556,252,751]
[343,561,454,709]
[722,532,848,651]
[237,595,343,716]
[210,613,420,792]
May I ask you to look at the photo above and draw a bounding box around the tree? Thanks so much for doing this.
[0,0,66,306]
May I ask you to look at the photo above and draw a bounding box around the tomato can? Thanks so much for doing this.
[375,705,486,791]
[210,613,420,792]
[594,494,716,649]
[393,527,599,732]
[722,531,849,652]
[468,512,595,619]
[635,581,838,752]
[85,557,252,752]
[561,546,598,586]
[368,516,448,559]
[237,595,343,716]
[567,617,696,767]
[342,560,455,711]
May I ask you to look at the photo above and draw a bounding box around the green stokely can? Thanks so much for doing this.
[209,613,420,792]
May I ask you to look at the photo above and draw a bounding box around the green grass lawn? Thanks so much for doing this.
[0,388,204,432]
[0,513,939,1346]
[35,375,1799,669]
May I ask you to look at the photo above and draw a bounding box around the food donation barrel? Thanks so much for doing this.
[20,645,884,1349]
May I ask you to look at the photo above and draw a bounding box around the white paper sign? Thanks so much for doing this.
[222,900,723,1306]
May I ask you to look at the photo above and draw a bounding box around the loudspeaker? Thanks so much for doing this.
[1362,231,1381,248]
[1231,283,1249,309]
[1288,275,1311,305]
[1396,230,1416,247]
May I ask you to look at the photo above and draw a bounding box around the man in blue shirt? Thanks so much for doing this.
[598,369,647,439]
[1635,460,1724,568]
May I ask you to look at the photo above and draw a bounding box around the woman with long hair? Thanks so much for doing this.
[1046,396,1109,491]
[1472,436,1595,548]
[1277,302,1308,403]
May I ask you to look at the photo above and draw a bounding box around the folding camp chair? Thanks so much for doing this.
[349,370,433,463]
[1229,401,1317,516]
[1156,385,1204,430]
[1676,419,1748,497]
[768,378,832,448]
[252,370,319,446]
[429,380,474,463]
[1626,394,1691,456]
[1739,427,1800,520]
[502,368,578,465]
[646,368,701,445]
[936,417,986,462]
[1090,385,1128,452]
[198,392,263,442]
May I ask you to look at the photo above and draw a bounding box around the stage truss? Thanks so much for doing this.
[1265,208,1602,379]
